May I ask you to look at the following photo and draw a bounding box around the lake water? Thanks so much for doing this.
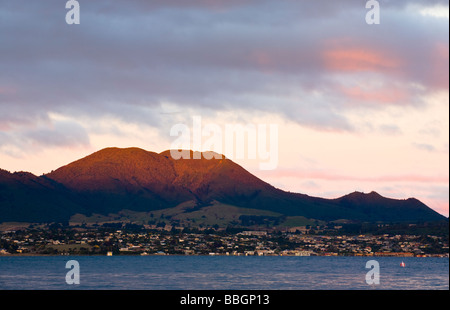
[0,256,448,290]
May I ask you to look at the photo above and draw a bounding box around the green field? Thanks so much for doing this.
[68,200,320,229]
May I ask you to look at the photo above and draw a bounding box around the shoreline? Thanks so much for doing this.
[1,253,448,258]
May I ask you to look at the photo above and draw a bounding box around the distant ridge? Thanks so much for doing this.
[0,147,447,224]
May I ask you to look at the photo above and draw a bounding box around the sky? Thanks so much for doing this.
[0,0,448,217]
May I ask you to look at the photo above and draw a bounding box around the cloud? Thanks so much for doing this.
[378,124,402,135]
[0,0,448,153]
[412,143,437,152]
[0,120,91,155]
[323,46,402,73]
[26,121,90,148]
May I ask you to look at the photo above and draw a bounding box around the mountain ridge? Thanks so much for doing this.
[0,147,447,225]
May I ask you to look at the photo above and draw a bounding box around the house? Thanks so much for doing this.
[0,249,9,255]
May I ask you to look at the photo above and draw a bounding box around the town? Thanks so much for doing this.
[1,224,448,257]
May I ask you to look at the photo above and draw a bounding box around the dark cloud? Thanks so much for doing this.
[0,0,448,138]
[25,121,91,148]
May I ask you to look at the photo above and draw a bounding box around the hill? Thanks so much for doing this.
[0,147,447,226]
[0,169,83,222]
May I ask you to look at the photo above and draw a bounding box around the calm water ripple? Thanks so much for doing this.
[0,256,448,290]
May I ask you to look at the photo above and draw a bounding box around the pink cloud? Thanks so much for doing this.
[339,85,410,105]
[0,86,16,95]
[322,46,402,73]
[251,51,273,67]
[430,42,449,90]
[0,122,12,131]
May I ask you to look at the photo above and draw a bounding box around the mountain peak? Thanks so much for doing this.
[45,147,268,199]
[348,190,381,196]
[368,191,381,196]
[46,147,175,192]
[2,147,446,224]
[159,149,226,160]
[343,191,385,200]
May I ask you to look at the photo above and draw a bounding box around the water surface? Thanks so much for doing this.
[0,256,448,290]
